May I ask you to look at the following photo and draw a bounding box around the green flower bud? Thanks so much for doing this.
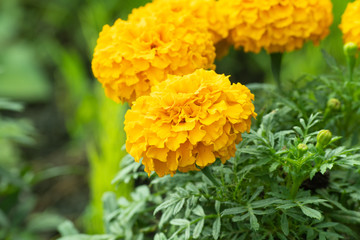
[316,130,332,149]
[297,143,308,153]
[344,42,358,57]
[327,98,341,111]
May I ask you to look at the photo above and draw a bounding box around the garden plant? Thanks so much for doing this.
[1,0,360,240]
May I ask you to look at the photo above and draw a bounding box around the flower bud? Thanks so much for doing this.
[344,42,358,57]
[297,143,308,153]
[316,130,332,149]
[327,98,341,111]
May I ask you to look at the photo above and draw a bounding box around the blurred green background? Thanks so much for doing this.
[0,0,351,239]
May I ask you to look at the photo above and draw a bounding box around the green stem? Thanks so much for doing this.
[201,166,220,187]
[270,53,283,93]
[290,176,302,199]
[346,55,356,83]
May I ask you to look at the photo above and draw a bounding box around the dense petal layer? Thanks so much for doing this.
[339,0,360,48]
[219,0,333,53]
[129,0,229,45]
[124,69,257,177]
[92,5,215,104]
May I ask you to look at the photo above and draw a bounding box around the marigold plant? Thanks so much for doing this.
[339,0,360,48]
[124,69,256,177]
[219,0,333,53]
[92,10,215,104]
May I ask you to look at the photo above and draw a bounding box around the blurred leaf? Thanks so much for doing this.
[58,220,80,237]
[299,205,322,220]
[193,218,204,239]
[27,212,66,232]
[170,219,190,226]
[0,209,9,228]
[280,214,289,236]
[212,216,221,240]
[0,44,51,102]
[0,98,23,111]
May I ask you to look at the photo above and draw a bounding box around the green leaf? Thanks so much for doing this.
[28,212,66,232]
[276,203,297,210]
[315,222,338,229]
[212,216,221,240]
[299,205,322,220]
[221,207,247,216]
[0,209,9,227]
[276,232,288,240]
[320,163,333,174]
[321,49,339,71]
[154,198,179,215]
[170,219,190,226]
[58,221,79,237]
[185,224,191,240]
[232,213,249,222]
[249,208,259,231]
[251,198,282,208]
[215,201,221,214]
[269,162,280,172]
[193,218,204,239]
[293,126,303,136]
[249,186,264,202]
[192,205,205,217]
[159,207,174,228]
[58,235,113,240]
[173,198,185,215]
[280,214,289,236]
[306,228,316,240]
[310,168,318,180]
[102,192,118,214]
[154,233,167,240]
[0,99,23,111]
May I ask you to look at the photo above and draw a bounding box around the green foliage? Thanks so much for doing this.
[58,41,360,238]
[0,99,67,240]
[46,0,150,234]
[59,106,360,239]
[250,50,360,146]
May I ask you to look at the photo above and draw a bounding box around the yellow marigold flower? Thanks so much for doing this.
[129,0,228,44]
[219,0,333,53]
[339,0,360,48]
[124,69,257,177]
[92,11,215,104]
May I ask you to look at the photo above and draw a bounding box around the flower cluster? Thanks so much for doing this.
[339,0,360,48]
[129,0,228,45]
[219,0,333,53]
[124,69,256,177]
[92,6,215,104]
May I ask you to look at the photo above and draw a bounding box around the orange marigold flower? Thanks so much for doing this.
[219,0,333,53]
[124,69,257,177]
[92,11,215,104]
[129,0,228,44]
[339,0,360,48]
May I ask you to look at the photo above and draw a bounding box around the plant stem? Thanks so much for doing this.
[201,166,220,187]
[346,55,356,83]
[270,53,283,93]
[290,176,302,199]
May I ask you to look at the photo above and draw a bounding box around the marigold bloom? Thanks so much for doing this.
[129,0,228,44]
[92,10,215,104]
[219,0,333,53]
[339,0,360,48]
[124,69,257,177]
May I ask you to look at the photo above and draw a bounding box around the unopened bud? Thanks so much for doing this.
[316,130,332,149]
[297,143,308,153]
[327,98,341,111]
[344,42,358,57]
